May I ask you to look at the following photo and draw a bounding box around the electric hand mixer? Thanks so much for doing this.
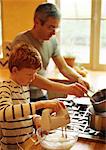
[41,103,70,131]
[36,104,78,150]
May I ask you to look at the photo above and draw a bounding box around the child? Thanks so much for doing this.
[0,43,63,150]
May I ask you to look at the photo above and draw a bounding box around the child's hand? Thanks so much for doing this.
[43,99,66,112]
[35,99,66,113]
[33,115,41,129]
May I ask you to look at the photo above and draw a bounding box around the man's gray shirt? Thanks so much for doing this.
[11,30,61,99]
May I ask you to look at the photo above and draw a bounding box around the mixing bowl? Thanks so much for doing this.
[91,89,106,113]
[36,125,79,150]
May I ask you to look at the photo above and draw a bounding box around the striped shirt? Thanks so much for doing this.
[0,79,36,150]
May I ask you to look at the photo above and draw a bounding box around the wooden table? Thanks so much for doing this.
[25,133,106,150]
[29,138,106,150]
[71,139,106,150]
[0,139,105,150]
[15,135,105,150]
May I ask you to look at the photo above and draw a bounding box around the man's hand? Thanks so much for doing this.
[77,77,90,89]
[68,82,88,97]
[33,115,41,129]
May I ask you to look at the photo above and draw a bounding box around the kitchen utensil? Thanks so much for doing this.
[88,105,106,132]
[36,125,79,150]
[41,106,70,131]
[86,90,106,112]
[91,89,106,113]
[91,89,106,102]
[92,99,106,113]
[77,86,106,112]
[85,92,95,103]
[75,82,95,103]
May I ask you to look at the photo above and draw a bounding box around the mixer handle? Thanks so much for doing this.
[42,101,67,117]
[59,101,66,109]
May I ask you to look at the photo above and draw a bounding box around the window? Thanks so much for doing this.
[60,0,91,64]
[49,0,106,70]
[99,0,106,64]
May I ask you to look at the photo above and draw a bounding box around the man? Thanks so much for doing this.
[11,3,89,102]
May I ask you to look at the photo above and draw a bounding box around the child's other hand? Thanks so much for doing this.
[44,99,66,112]
[33,115,41,129]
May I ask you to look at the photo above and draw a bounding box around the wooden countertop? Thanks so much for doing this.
[0,138,105,150]
[71,139,106,150]
[0,139,105,150]
[25,138,106,150]
[1,68,106,91]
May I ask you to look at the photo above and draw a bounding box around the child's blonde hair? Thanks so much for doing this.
[8,43,42,73]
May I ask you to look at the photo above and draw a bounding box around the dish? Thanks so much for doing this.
[36,125,79,150]
[92,89,106,102]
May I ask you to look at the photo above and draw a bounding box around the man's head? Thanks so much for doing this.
[8,43,42,85]
[33,3,61,40]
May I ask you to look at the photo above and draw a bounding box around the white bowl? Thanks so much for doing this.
[36,125,79,150]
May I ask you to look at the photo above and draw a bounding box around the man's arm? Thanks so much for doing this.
[31,73,87,97]
[52,55,90,89]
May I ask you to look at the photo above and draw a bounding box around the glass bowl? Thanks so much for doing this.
[36,125,79,150]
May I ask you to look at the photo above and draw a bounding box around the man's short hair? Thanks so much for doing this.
[34,3,61,25]
[8,43,42,73]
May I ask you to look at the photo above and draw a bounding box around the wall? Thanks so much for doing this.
[0,0,46,68]
[2,0,46,42]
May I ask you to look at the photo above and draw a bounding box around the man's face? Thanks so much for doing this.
[37,17,60,40]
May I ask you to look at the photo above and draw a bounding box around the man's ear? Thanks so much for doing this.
[34,17,39,25]
[34,17,42,26]
[12,66,18,73]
